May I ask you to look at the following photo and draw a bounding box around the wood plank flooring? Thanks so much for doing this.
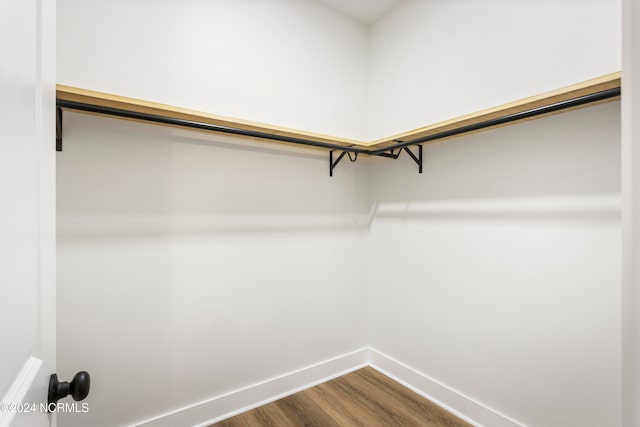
[212,367,472,427]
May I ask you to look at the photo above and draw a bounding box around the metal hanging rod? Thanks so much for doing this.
[370,87,620,155]
[56,100,369,154]
[56,86,620,175]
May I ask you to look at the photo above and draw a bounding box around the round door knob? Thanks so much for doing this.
[48,371,90,409]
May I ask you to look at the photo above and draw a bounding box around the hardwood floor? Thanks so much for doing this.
[212,367,472,427]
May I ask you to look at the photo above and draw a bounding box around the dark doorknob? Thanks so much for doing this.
[48,371,90,409]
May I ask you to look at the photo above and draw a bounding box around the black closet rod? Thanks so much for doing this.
[369,87,621,155]
[57,86,619,156]
[55,99,369,154]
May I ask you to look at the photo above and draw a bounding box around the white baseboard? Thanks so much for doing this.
[368,348,524,427]
[132,348,370,427]
[133,347,524,427]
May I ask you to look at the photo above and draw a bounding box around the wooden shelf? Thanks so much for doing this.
[56,85,363,150]
[365,71,621,150]
[57,71,621,153]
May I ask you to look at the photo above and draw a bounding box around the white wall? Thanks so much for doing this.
[365,3,622,426]
[56,113,369,427]
[57,3,372,426]
[368,102,622,427]
[57,1,623,426]
[57,3,370,425]
[367,0,621,139]
[57,0,369,140]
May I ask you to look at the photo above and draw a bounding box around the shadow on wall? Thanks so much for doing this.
[370,101,621,208]
[57,111,371,238]
[368,195,620,224]
[58,102,622,237]
[56,114,370,427]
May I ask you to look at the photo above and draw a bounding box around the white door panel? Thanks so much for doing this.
[0,0,56,426]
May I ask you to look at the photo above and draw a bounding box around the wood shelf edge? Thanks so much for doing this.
[57,71,621,153]
[363,71,622,150]
[55,85,366,149]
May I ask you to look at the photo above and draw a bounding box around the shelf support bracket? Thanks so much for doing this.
[329,150,358,177]
[403,144,423,174]
[56,107,63,152]
[373,142,422,174]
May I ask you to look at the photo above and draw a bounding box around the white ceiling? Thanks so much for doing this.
[318,0,402,24]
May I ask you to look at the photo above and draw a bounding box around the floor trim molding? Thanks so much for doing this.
[369,348,524,427]
[133,347,524,427]
[132,348,370,427]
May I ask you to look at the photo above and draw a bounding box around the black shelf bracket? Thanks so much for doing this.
[56,107,63,152]
[374,143,423,174]
[330,150,358,177]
